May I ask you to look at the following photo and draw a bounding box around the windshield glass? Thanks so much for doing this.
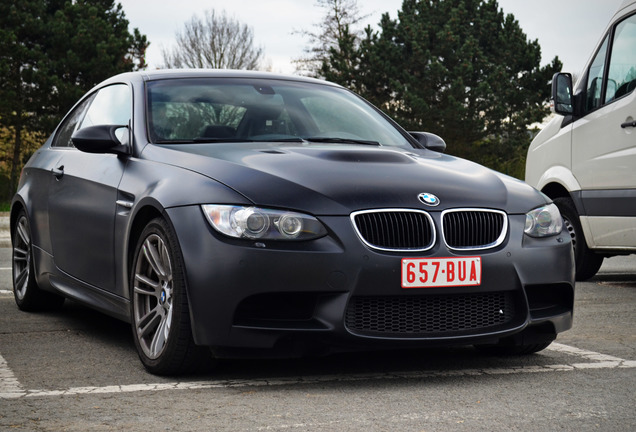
[146,78,412,148]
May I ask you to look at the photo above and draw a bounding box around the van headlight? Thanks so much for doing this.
[524,203,563,237]
[202,205,327,241]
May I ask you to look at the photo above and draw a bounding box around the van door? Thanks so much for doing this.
[571,12,636,248]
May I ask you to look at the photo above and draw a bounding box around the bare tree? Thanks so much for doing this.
[293,0,367,76]
[162,10,263,70]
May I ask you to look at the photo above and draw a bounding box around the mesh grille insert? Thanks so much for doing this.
[345,293,514,337]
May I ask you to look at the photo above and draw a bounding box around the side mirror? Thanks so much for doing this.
[551,72,573,115]
[71,125,130,155]
[409,132,447,153]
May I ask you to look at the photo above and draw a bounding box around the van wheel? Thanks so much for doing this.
[554,197,603,281]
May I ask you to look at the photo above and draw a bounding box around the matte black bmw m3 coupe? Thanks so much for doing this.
[11,70,575,374]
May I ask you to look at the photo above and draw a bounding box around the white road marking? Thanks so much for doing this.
[0,354,26,399]
[1,343,634,399]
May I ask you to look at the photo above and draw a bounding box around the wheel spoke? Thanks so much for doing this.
[13,247,28,265]
[149,314,169,356]
[16,220,30,246]
[134,273,160,293]
[14,266,28,293]
[143,238,167,278]
[137,305,163,338]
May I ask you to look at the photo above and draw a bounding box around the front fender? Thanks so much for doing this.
[113,157,251,302]
[536,166,582,195]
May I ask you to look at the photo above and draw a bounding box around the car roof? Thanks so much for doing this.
[99,69,340,88]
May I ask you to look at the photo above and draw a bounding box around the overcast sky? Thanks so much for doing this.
[118,0,625,75]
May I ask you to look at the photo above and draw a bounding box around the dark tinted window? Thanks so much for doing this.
[146,78,412,148]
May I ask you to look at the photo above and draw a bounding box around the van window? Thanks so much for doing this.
[605,14,636,102]
[585,36,608,113]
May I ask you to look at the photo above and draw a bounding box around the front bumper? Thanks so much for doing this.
[167,206,575,357]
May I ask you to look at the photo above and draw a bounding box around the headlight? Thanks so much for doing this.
[524,203,563,237]
[201,205,327,241]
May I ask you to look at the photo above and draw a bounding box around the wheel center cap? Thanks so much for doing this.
[160,290,167,304]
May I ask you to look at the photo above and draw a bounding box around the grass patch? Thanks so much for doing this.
[0,201,10,212]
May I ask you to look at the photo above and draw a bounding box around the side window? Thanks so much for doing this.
[51,94,95,148]
[605,14,636,102]
[585,36,608,113]
[52,84,131,148]
[79,84,131,129]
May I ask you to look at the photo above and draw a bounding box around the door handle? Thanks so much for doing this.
[52,165,64,179]
[620,120,636,128]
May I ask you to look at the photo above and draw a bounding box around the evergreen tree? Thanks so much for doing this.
[321,0,561,177]
[294,0,367,77]
[0,0,148,199]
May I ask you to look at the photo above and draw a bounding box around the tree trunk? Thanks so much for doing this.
[9,112,22,199]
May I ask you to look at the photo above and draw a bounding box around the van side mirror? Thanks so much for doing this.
[409,132,447,153]
[551,73,574,115]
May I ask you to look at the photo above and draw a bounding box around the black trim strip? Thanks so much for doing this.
[572,189,636,217]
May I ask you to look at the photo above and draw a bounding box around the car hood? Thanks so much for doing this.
[141,143,547,215]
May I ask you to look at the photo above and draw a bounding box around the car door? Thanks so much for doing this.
[48,83,131,291]
[571,12,636,247]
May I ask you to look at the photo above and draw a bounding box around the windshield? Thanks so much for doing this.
[146,78,413,148]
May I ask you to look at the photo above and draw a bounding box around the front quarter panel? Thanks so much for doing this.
[526,116,573,190]
[113,156,251,301]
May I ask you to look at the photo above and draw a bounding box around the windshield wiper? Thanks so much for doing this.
[192,137,306,143]
[303,137,380,146]
[193,137,254,143]
[251,137,305,143]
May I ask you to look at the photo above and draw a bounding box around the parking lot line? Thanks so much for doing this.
[0,354,25,399]
[1,343,635,399]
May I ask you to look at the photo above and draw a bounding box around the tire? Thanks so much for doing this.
[12,210,65,311]
[130,217,210,375]
[553,197,604,281]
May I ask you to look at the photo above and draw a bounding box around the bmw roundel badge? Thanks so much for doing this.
[418,192,440,206]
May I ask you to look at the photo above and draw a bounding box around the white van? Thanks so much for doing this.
[526,0,636,280]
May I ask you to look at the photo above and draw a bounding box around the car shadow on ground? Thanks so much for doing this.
[20,297,580,382]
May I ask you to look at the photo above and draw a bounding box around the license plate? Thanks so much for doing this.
[401,256,482,288]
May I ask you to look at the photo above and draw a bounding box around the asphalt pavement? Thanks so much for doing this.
[0,215,635,431]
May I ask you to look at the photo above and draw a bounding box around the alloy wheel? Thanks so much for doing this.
[13,216,32,301]
[133,233,175,360]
